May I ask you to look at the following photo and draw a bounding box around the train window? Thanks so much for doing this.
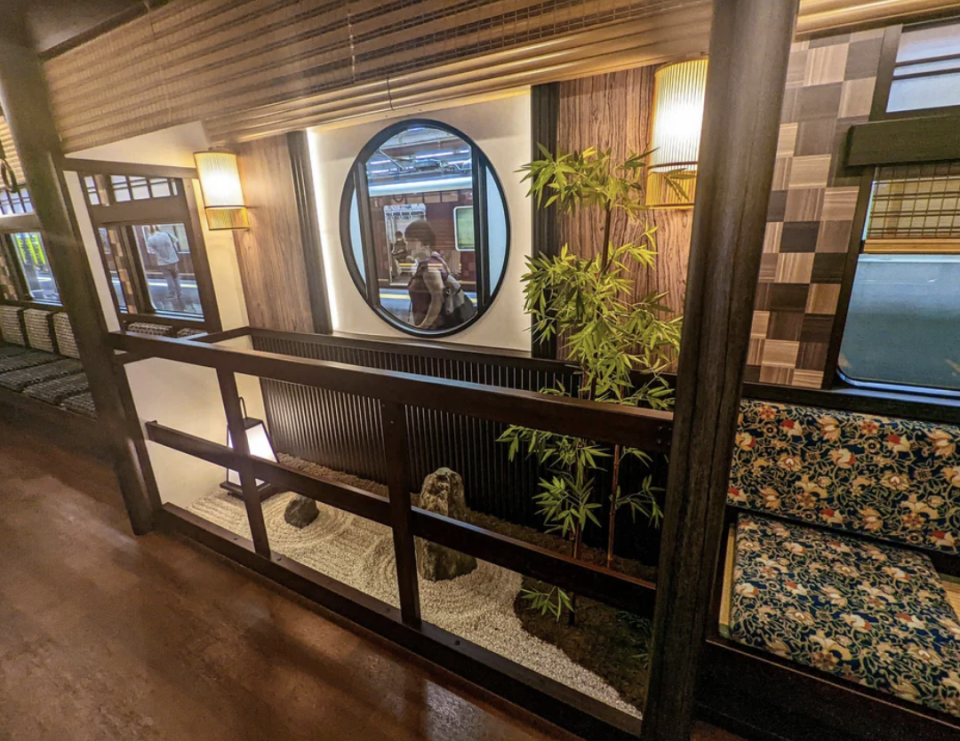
[0,231,60,304]
[838,162,960,392]
[340,120,509,336]
[80,168,219,329]
[884,19,960,115]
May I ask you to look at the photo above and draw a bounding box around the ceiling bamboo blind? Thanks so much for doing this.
[43,0,713,151]
[41,0,960,152]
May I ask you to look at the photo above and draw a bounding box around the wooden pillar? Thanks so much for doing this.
[641,2,799,740]
[0,17,155,533]
[530,83,560,360]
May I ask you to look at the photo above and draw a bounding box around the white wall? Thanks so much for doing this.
[68,122,261,508]
[309,92,533,351]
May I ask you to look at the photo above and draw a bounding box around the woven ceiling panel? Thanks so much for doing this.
[44,0,712,151]
[0,115,25,185]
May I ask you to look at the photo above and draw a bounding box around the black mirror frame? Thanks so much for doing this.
[338,118,511,338]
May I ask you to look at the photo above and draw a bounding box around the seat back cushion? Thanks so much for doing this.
[0,306,25,345]
[127,322,173,337]
[730,399,960,554]
[23,309,55,352]
[52,312,80,358]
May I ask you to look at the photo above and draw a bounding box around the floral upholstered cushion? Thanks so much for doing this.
[61,391,97,418]
[23,373,89,405]
[0,306,24,345]
[23,309,54,352]
[0,359,84,393]
[730,514,960,718]
[729,400,960,554]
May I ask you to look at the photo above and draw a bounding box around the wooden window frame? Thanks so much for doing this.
[72,161,222,333]
[0,216,64,310]
[870,18,960,122]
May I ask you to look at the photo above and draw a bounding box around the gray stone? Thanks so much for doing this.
[415,468,477,582]
[284,495,319,529]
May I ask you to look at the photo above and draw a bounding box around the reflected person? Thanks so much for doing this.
[146,225,183,309]
[404,220,475,330]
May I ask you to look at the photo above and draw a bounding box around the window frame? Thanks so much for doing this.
[0,207,63,309]
[73,161,222,333]
[338,119,510,339]
[870,19,960,121]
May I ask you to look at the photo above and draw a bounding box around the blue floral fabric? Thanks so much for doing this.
[729,400,960,554]
[731,514,960,718]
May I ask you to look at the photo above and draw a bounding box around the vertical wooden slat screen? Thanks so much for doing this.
[43,0,714,152]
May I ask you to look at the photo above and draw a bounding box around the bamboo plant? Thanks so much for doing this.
[500,146,683,621]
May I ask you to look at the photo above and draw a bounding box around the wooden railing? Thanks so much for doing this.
[110,325,673,737]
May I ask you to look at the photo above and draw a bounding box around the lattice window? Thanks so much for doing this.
[865,161,960,249]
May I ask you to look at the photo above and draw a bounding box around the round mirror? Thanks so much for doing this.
[340,120,510,336]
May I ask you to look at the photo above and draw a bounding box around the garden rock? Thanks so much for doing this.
[284,494,319,528]
[415,468,477,581]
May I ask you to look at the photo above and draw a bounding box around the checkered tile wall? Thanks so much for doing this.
[747,29,884,389]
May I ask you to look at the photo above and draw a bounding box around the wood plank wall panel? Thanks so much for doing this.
[233,135,315,333]
[42,0,713,151]
[556,66,693,359]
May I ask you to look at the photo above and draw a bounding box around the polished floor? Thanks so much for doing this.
[0,419,743,741]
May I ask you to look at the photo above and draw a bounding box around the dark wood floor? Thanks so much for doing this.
[0,418,743,741]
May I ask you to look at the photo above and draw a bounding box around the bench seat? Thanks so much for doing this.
[730,513,960,719]
[0,359,84,393]
[23,373,90,405]
[0,351,61,373]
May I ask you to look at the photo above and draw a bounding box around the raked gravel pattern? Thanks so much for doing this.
[188,489,641,717]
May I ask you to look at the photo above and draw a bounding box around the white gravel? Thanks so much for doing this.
[188,489,641,717]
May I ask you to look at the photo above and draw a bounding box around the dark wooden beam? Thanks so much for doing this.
[381,401,421,627]
[286,131,332,335]
[59,157,198,180]
[641,2,799,740]
[847,115,960,167]
[216,370,271,557]
[0,18,155,533]
[530,82,560,360]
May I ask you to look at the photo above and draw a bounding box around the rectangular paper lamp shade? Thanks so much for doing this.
[646,58,708,208]
[194,150,249,230]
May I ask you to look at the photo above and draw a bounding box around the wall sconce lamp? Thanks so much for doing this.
[221,399,277,502]
[646,58,709,209]
[194,149,249,230]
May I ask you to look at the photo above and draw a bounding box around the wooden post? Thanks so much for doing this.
[381,401,421,627]
[216,370,271,557]
[641,2,799,740]
[286,131,333,335]
[530,82,560,360]
[0,15,156,534]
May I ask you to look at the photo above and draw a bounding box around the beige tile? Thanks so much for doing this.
[747,338,765,366]
[772,157,793,191]
[839,77,876,119]
[805,283,842,314]
[804,43,849,86]
[786,49,808,88]
[763,222,783,254]
[821,187,859,221]
[791,39,810,53]
[759,254,779,283]
[762,340,801,368]
[751,311,770,339]
[776,253,815,283]
[777,123,798,157]
[792,369,825,389]
[785,188,824,222]
[789,155,832,189]
[760,366,795,385]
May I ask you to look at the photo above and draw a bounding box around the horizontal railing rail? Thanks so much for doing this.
[110,331,673,452]
[145,421,656,616]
